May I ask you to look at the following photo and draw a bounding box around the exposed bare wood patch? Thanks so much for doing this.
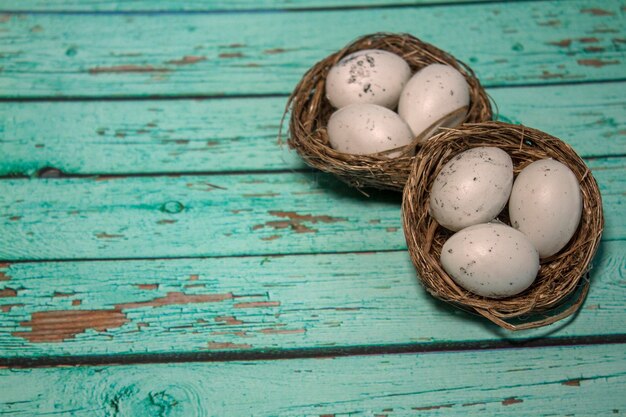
[584,46,606,52]
[254,211,346,234]
[219,52,245,59]
[72,300,82,306]
[211,330,250,337]
[412,404,454,411]
[563,378,584,386]
[538,19,561,27]
[88,65,170,74]
[577,59,620,67]
[116,291,232,310]
[261,235,281,241]
[548,39,572,47]
[189,274,199,281]
[13,309,129,343]
[264,48,290,54]
[136,284,158,290]
[258,327,305,334]
[53,291,75,297]
[206,341,252,350]
[9,216,21,221]
[581,8,615,16]
[539,70,582,80]
[0,288,17,297]
[1,304,23,312]
[234,301,280,309]
[166,55,206,65]
[502,397,524,406]
[215,316,243,325]
[95,232,125,239]
[579,37,600,43]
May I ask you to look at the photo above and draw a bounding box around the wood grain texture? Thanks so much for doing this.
[0,158,623,261]
[0,0,487,12]
[0,1,624,98]
[1,343,626,416]
[1,81,625,176]
[0,240,624,358]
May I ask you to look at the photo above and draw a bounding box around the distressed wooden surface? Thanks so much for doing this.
[1,0,626,413]
[0,159,624,261]
[1,343,626,416]
[1,1,625,98]
[1,81,625,176]
[0,240,624,358]
[0,0,486,12]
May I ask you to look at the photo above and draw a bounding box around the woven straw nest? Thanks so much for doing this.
[284,33,493,191]
[402,121,604,330]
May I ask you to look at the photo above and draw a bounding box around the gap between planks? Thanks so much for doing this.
[2,333,626,369]
[0,78,625,103]
[0,0,558,15]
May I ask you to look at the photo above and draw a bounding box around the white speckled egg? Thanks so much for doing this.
[441,223,540,298]
[327,103,414,156]
[509,159,583,258]
[398,64,470,141]
[325,49,411,109]
[430,147,513,231]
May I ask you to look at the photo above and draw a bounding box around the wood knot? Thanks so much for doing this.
[161,201,184,214]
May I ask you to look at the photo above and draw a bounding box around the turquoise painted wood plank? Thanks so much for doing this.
[1,344,625,416]
[0,240,624,358]
[0,96,304,176]
[0,0,488,12]
[0,1,624,97]
[1,81,625,176]
[0,160,623,261]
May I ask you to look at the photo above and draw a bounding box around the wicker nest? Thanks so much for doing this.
[402,121,604,330]
[284,33,493,191]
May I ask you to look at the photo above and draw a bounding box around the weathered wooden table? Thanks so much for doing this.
[1,1,625,415]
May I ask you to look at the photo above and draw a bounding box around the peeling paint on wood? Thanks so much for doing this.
[0,1,624,97]
[0,343,625,416]
[88,65,170,75]
[0,0,485,12]
[1,82,624,176]
[13,309,129,343]
[0,162,624,260]
[206,341,252,350]
[116,292,233,310]
[234,301,280,309]
[0,241,624,357]
[0,288,17,297]
[581,8,615,16]
[502,397,524,406]
[577,59,621,67]
[165,55,206,65]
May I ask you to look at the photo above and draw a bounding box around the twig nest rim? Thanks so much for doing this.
[401,121,604,330]
[284,32,493,191]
